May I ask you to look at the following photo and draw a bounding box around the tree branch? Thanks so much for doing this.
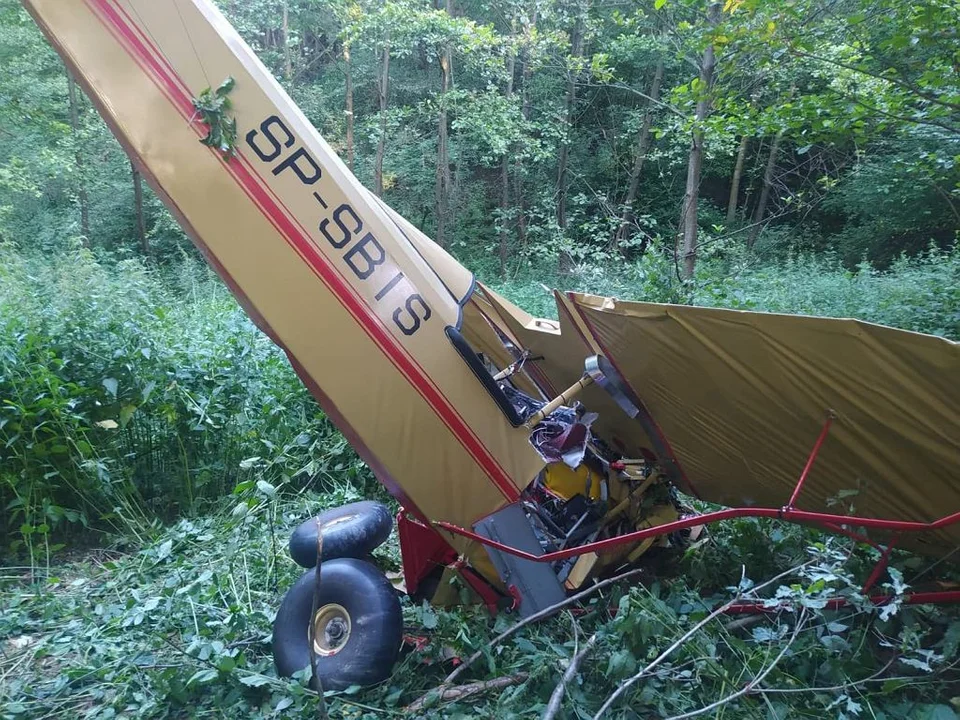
[791,49,960,113]
[833,89,960,135]
[406,568,644,712]
[542,632,599,720]
[660,609,809,720]
[404,673,529,713]
[592,561,815,719]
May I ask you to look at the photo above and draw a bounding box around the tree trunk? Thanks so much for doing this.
[747,129,783,248]
[499,48,516,277]
[66,70,90,246]
[344,43,354,172]
[435,0,455,248]
[556,12,585,233]
[282,0,292,81]
[614,56,664,251]
[679,2,721,280]
[435,49,452,247]
[131,160,148,255]
[374,36,390,197]
[726,134,749,224]
[516,10,538,248]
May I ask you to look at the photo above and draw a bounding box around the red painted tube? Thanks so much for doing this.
[785,413,834,510]
[435,506,960,564]
[861,534,899,594]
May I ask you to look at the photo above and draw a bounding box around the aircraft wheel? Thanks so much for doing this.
[289,501,393,568]
[272,559,403,689]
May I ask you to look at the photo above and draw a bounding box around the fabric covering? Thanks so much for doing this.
[568,294,960,551]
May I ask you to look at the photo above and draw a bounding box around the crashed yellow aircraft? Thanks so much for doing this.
[23,0,960,690]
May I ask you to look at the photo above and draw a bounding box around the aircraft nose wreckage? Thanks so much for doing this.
[23,0,960,691]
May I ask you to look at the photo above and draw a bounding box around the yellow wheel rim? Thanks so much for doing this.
[311,603,351,656]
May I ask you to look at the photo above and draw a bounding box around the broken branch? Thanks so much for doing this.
[405,673,529,713]
[542,632,600,720]
[592,560,814,719]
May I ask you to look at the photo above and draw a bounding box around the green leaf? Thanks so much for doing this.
[240,674,270,687]
[102,377,118,398]
[421,605,438,630]
[119,405,137,427]
[654,0,666,9]
[187,668,218,686]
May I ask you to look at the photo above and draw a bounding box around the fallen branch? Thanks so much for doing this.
[453,568,642,686]
[593,561,814,719]
[407,568,643,712]
[404,673,529,713]
[542,632,600,720]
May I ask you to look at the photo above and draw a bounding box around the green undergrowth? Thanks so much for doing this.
[2,496,959,719]
[0,244,378,560]
[485,244,960,339]
[2,244,960,718]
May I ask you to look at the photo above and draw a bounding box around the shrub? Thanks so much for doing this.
[0,245,371,559]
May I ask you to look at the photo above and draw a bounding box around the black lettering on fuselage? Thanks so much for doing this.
[393,295,431,336]
[246,116,294,162]
[245,115,432,336]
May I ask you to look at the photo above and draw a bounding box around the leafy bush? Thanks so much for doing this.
[0,245,372,560]
[695,244,960,339]
[482,241,960,341]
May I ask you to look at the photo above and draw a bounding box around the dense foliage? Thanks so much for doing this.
[1,0,959,717]
[1,0,957,274]
[2,248,958,718]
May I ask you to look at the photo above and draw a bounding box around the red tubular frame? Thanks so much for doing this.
[437,507,960,563]
[784,413,834,511]
[434,413,960,611]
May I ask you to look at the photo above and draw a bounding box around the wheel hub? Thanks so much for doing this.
[312,603,351,656]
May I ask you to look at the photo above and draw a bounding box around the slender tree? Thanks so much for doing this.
[66,70,90,246]
[374,33,390,197]
[679,1,721,279]
[515,5,539,247]
[499,36,517,275]
[131,160,148,255]
[726,134,749,224]
[281,0,293,81]
[343,41,354,172]
[614,55,664,252]
[556,2,586,233]
[747,127,783,248]
[434,0,455,247]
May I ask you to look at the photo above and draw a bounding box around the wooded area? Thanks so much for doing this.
[1,0,958,284]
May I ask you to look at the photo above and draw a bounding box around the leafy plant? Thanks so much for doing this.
[192,77,239,159]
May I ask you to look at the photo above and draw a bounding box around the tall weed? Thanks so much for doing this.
[0,246,369,558]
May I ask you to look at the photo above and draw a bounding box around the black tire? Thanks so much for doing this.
[272,558,403,690]
[289,501,393,568]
